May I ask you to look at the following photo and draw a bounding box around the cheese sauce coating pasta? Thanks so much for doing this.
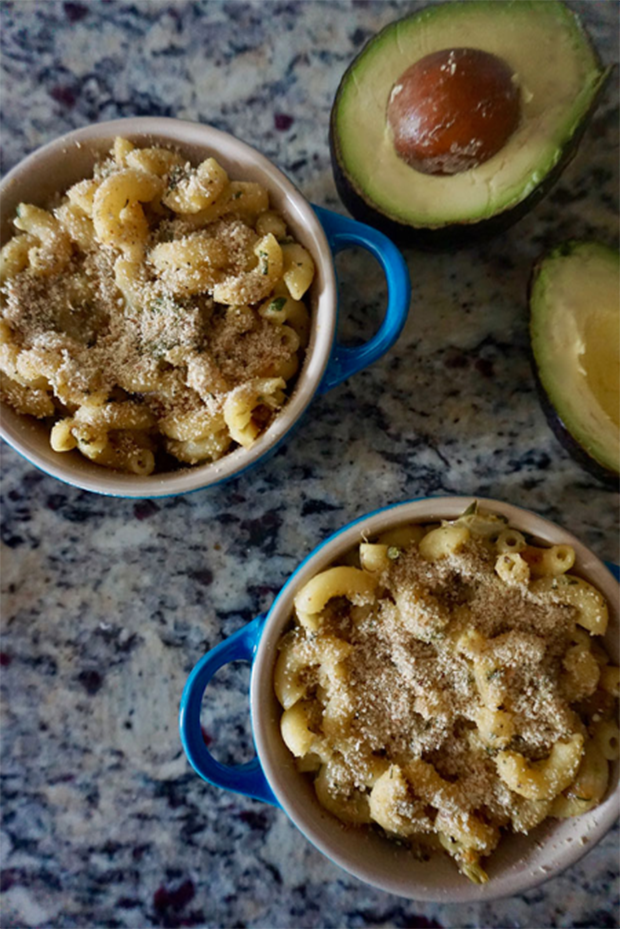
[0,138,315,474]
[274,506,618,883]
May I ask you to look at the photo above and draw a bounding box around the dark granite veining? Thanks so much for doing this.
[1,1,619,927]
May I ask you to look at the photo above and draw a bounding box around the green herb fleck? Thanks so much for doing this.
[269,296,287,313]
[387,546,401,561]
[166,165,187,191]
[462,500,478,517]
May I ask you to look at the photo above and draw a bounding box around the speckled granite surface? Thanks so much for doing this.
[1,2,619,927]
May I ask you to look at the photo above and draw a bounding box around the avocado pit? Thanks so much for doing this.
[386,48,521,176]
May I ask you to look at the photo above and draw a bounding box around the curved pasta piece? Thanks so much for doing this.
[282,242,315,300]
[376,524,425,548]
[293,566,377,632]
[435,808,499,854]
[55,202,95,251]
[315,636,354,691]
[419,524,470,561]
[263,352,299,382]
[66,178,101,216]
[522,544,576,577]
[223,376,286,448]
[50,418,78,452]
[166,431,231,466]
[0,322,22,383]
[74,397,155,432]
[83,433,155,475]
[359,543,391,575]
[530,575,609,635]
[496,528,527,554]
[113,137,135,165]
[550,740,609,817]
[315,763,372,825]
[93,169,162,256]
[562,643,600,701]
[256,210,287,239]
[0,371,54,418]
[510,797,552,834]
[114,255,150,307]
[158,407,225,443]
[495,552,530,586]
[13,204,72,276]
[149,232,228,295]
[600,665,620,697]
[274,640,310,711]
[179,181,270,228]
[274,634,352,711]
[475,707,515,749]
[212,234,283,306]
[495,733,584,800]
[126,146,184,177]
[163,157,228,213]
[402,758,459,808]
[258,290,311,348]
[280,699,319,758]
[185,352,230,398]
[591,718,620,761]
[369,765,429,836]
[0,233,37,282]
[472,655,507,711]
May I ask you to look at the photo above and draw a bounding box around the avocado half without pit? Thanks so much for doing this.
[530,242,619,485]
[330,0,610,247]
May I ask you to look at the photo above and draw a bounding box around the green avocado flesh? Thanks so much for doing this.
[530,242,620,476]
[333,0,606,229]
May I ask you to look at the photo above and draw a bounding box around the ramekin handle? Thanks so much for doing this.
[605,562,620,582]
[314,204,411,394]
[179,615,278,806]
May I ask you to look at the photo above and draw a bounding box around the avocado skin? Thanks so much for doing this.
[532,373,619,488]
[330,16,611,250]
[528,244,619,488]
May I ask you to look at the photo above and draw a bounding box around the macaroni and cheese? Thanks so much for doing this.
[0,137,315,474]
[274,505,619,883]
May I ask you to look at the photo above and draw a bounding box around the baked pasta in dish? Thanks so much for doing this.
[274,504,619,883]
[0,137,314,474]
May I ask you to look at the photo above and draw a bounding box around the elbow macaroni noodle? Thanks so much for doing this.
[0,138,315,474]
[274,506,618,883]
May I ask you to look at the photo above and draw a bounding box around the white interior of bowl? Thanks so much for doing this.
[0,118,337,497]
[251,496,620,902]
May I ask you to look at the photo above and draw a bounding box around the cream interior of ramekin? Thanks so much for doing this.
[251,496,620,903]
[0,118,337,496]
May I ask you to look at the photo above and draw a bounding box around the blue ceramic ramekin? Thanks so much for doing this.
[180,496,620,902]
[0,118,410,497]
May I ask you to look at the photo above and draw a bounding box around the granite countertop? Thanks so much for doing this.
[1,2,618,927]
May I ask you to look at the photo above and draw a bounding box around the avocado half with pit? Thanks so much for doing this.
[530,241,619,485]
[330,1,610,248]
